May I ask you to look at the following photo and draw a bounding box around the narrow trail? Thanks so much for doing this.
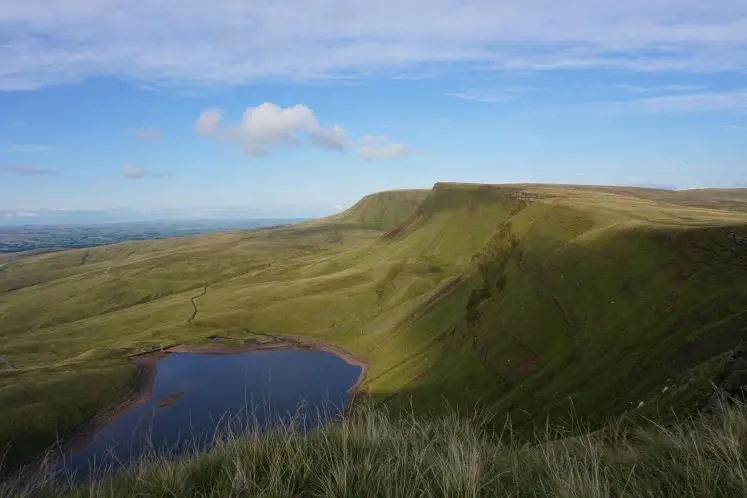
[188,285,208,324]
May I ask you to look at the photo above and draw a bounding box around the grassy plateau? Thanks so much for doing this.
[1,182,747,495]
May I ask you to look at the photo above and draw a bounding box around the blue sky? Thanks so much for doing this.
[1,1,746,221]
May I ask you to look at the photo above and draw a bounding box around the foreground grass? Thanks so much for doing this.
[4,400,747,497]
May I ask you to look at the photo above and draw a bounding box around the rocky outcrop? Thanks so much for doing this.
[727,230,747,246]
[0,356,16,370]
[707,328,747,411]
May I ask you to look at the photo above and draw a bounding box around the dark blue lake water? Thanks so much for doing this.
[57,348,362,478]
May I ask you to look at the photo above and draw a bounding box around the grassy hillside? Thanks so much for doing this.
[6,400,747,497]
[1,183,747,472]
[320,189,430,230]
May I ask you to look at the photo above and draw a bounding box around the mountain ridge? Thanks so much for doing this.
[1,182,747,471]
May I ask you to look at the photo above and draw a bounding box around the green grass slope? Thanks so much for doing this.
[7,401,747,497]
[1,183,747,473]
[362,185,747,431]
[320,188,430,230]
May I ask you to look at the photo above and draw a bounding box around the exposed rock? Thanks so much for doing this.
[707,328,747,411]
[727,230,747,246]
[0,356,16,370]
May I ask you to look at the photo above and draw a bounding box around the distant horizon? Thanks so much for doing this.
[3,181,747,225]
[0,208,313,227]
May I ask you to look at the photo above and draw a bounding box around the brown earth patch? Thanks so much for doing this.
[157,391,185,408]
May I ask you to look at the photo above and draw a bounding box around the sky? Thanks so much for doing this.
[1,0,746,222]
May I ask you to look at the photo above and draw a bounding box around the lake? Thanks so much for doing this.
[56,348,363,478]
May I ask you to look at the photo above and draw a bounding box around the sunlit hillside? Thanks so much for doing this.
[1,183,747,474]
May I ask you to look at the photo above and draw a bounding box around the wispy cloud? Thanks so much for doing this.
[133,128,162,141]
[596,89,747,113]
[195,109,223,136]
[2,1,747,90]
[612,84,706,94]
[3,211,37,218]
[4,143,53,153]
[123,164,170,179]
[123,164,146,179]
[356,135,417,160]
[449,87,536,103]
[0,165,56,175]
[720,124,746,129]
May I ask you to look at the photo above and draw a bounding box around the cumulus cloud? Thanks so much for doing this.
[133,128,162,140]
[2,1,747,90]
[0,164,56,175]
[196,102,348,157]
[356,135,415,160]
[310,124,348,151]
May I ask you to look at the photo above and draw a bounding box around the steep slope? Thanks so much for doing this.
[321,189,430,230]
[358,184,747,430]
[2,182,747,471]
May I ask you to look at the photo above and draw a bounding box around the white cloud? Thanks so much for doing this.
[123,164,171,179]
[2,1,747,90]
[133,128,162,140]
[597,89,747,113]
[2,211,37,218]
[123,164,146,179]
[197,102,348,157]
[195,109,223,136]
[449,87,536,103]
[357,135,415,160]
[4,143,52,153]
[0,164,56,175]
[334,204,344,211]
[612,84,706,94]
[238,103,318,156]
[720,124,746,129]
[310,124,348,151]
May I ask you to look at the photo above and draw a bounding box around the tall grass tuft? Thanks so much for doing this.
[2,400,747,497]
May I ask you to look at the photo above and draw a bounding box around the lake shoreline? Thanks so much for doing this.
[8,335,368,482]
